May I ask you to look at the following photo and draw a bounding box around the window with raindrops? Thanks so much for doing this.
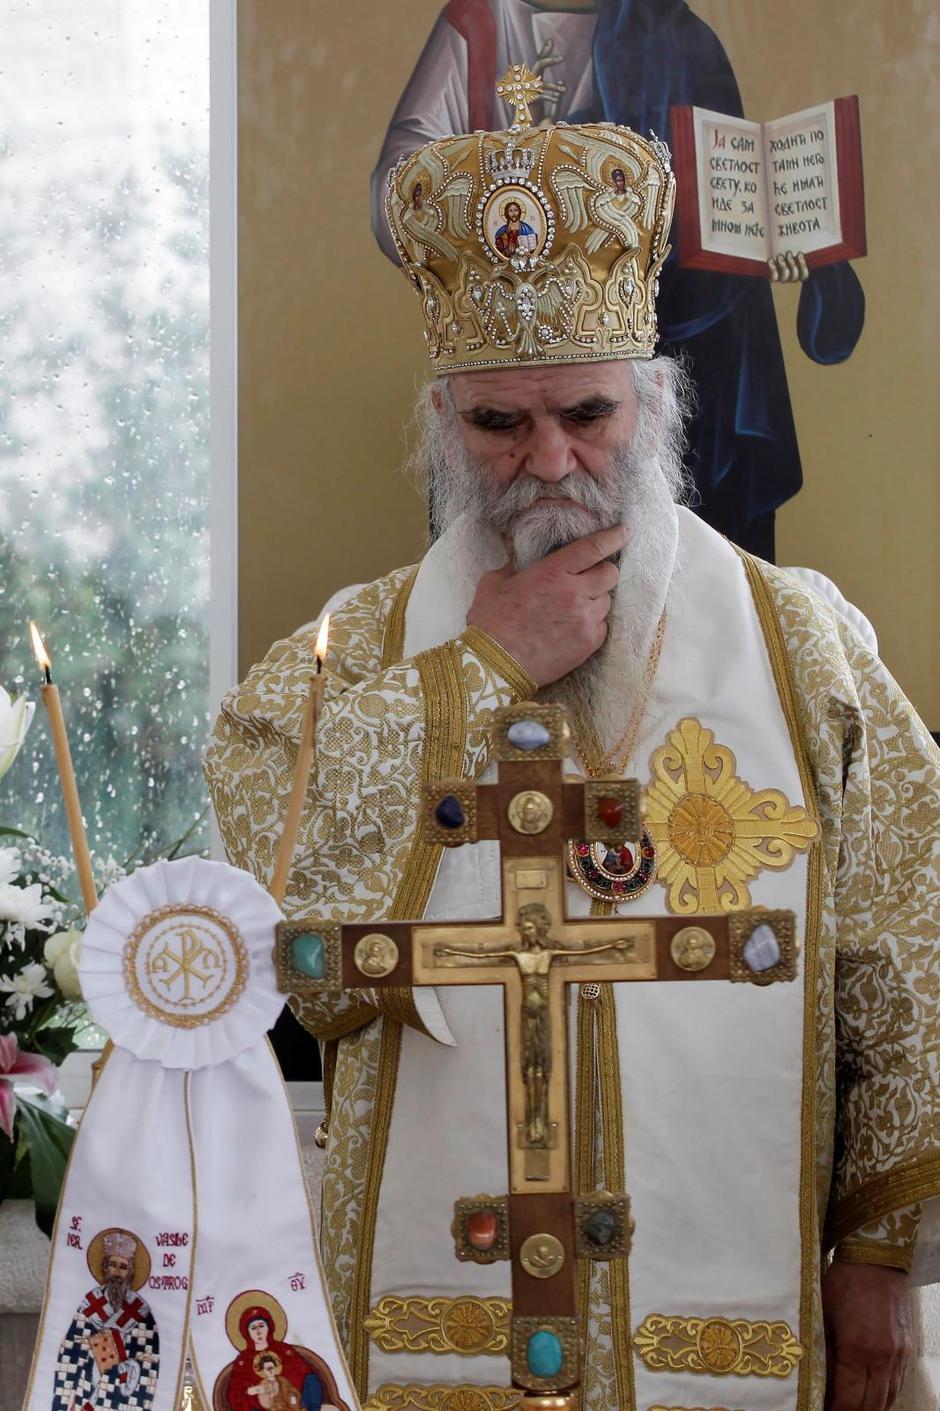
[0,5,210,976]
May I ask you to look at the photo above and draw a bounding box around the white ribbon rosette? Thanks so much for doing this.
[23,858,359,1411]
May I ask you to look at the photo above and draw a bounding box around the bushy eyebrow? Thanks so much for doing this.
[460,395,620,431]
[560,395,620,421]
[460,406,526,431]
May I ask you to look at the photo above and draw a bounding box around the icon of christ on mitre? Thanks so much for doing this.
[206,63,939,1411]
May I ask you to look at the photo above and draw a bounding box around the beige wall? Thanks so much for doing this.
[238,0,938,723]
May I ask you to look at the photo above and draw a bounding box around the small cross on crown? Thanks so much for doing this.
[496,63,544,132]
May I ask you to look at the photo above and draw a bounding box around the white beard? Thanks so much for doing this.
[435,443,680,761]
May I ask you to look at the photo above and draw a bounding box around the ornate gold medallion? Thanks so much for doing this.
[645,718,818,913]
[670,926,716,972]
[122,904,247,1029]
[354,933,400,978]
[507,790,554,835]
[519,1233,566,1279]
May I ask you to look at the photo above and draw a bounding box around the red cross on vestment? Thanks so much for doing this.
[81,1289,110,1322]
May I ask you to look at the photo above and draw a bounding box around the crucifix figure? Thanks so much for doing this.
[436,900,639,1150]
[275,702,798,1405]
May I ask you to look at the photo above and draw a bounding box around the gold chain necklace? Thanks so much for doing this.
[569,608,667,780]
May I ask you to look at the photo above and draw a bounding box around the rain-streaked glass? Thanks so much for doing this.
[0,2,210,883]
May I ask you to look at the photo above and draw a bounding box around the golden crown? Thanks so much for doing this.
[385,64,676,375]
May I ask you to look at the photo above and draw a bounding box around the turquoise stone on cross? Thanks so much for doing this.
[291,932,326,980]
[527,1328,564,1379]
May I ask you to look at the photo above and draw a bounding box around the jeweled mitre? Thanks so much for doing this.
[385,64,676,374]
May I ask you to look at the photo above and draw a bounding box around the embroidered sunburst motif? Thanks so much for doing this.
[645,718,818,914]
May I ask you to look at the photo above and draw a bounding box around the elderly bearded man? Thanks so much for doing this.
[205,81,939,1411]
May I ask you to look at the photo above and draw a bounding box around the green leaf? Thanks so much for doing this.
[15,1092,75,1236]
[33,1025,80,1067]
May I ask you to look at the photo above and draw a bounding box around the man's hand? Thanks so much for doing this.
[823,1261,913,1410]
[466,525,626,687]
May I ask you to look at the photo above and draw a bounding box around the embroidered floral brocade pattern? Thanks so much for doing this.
[204,565,531,1041]
[834,1205,921,1271]
[319,1016,385,1348]
[764,565,940,1240]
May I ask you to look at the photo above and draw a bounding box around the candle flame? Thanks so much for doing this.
[29,620,51,673]
[315,613,330,665]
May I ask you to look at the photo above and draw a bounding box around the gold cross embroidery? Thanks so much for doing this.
[645,717,818,914]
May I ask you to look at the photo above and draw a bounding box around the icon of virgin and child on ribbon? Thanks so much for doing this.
[21,855,358,1411]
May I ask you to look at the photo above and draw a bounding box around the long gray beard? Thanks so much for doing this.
[105,1276,128,1312]
[434,440,678,756]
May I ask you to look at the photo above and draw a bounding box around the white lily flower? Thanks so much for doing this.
[0,962,54,1021]
[0,880,56,930]
[0,846,21,887]
[0,686,35,780]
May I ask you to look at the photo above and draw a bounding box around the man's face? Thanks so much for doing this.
[613,169,626,193]
[506,202,521,223]
[446,362,639,560]
[104,1254,131,1283]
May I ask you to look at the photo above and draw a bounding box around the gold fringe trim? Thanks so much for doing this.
[833,1238,914,1273]
[826,1153,940,1248]
[382,562,420,668]
[461,624,538,701]
[393,641,469,922]
[738,547,824,1411]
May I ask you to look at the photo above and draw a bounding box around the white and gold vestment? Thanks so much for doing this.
[205,508,939,1411]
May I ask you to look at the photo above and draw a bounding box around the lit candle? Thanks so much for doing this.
[28,621,98,915]
[270,614,330,907]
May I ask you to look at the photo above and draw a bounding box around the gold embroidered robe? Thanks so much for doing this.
[204,513,939,1411]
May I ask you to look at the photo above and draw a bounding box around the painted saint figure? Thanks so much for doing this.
[216,1293,350,1411]
[51,1228,159,1410]
[494,198,538,257]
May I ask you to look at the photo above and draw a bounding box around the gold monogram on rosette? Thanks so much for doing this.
[123,904,247,1029]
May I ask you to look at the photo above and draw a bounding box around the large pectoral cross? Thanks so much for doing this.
[275,703,798,1406]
